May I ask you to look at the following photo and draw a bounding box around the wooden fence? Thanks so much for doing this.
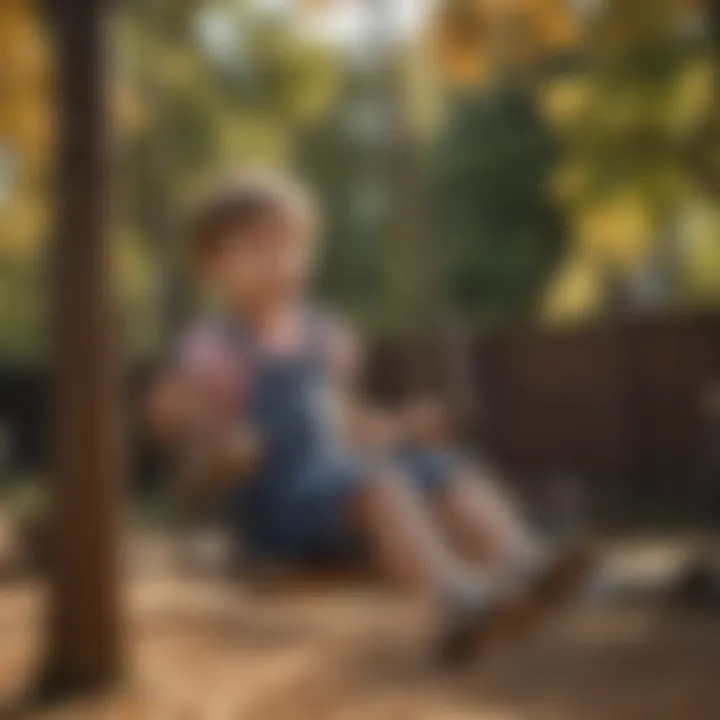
[366,312,720,524]
[2,311,720,523]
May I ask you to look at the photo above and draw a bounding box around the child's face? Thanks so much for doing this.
[208,212,314,313]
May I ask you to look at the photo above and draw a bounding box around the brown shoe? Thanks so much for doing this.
[436,542,599,667]
[511,540,600,637]
[436,588,524,667]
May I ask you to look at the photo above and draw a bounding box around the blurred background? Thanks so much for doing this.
[2,0,719,521]
[1,2,720,716]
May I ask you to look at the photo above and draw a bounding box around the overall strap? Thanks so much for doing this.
[301,306,333,369]
[210,313,259,413]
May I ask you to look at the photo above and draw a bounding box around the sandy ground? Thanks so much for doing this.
[1,538,720,719]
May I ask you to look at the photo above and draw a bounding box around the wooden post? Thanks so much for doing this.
[368,0,475,412]
[367,0,431,391]
[39,0,124,696]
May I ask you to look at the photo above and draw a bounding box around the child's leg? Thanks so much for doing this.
[348,469,549,665]
[431,464,598,636]
[432,467,536,573]
[395,448,536,575]
[277,464,529,665]
[343,461,595,664]
[350,469,481,599]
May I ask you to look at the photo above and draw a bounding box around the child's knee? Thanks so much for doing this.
[397,448,463,497]
[351,468,421,524]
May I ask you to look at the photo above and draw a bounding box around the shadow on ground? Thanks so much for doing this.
[1,538,719,719]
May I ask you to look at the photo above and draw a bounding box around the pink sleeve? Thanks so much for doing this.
[176,325,248,419]
[179,326,234,377]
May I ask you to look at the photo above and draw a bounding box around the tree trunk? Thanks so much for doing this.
[39,0,124,697]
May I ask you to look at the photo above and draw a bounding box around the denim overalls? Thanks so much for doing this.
[219,311,458,563]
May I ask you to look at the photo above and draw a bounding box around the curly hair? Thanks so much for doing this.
[188,170,319,267]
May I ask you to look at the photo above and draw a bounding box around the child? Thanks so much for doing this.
[148,171,594,664]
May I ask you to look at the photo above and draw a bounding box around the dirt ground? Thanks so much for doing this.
[2,538,720,719]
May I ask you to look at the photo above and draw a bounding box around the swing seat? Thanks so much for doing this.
[240,560,386,596]
[170,443,392,595]
[173,481,387,596]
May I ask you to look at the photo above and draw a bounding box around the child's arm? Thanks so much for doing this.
[147,325,262,508]
[176,425,262,510]
[146,368,194,448]
[321,315,367,441]
[320,315,405,449]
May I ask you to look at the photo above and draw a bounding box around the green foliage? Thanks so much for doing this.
[117,0,343,348]
[541,29,719,318]
[0,259,46,361]
[2,0,718,361]
[297,66,399,332]
[433,84,565,322]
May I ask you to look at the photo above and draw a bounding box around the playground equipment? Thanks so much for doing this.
[37,0,124,697]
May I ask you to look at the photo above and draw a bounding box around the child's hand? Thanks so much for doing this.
[178,425,264,508]
[215,425,263,478]
[181,328,244,426]
[146,371,198,447]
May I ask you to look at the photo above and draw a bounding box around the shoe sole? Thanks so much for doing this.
[509,540,600,640]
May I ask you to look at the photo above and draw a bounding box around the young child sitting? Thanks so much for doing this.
[147,170,595,664]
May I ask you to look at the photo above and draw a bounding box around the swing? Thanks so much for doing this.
[170,444,386,596]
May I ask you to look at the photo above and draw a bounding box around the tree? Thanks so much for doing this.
[118,0,342,348]
[429,0,719,322]
[429,0,573,323]
[540,0,717,318]
[434,84,565,322]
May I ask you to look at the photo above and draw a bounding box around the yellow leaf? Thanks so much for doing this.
[216,114,291,166]
[678,199,720,300]
[524,0,580,50]
[539,77,592,128]
[664,60,714,138]
[575,193,653,268]
[114,79,148,134]
[544,256,604,322]
[0,193,47,260]
[549,160,591,204]
[431,0,489,86]
[154,46,204,92]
